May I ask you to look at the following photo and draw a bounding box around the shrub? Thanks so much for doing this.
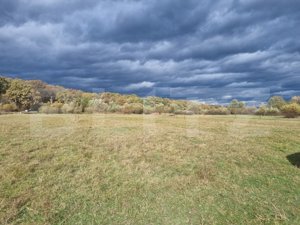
[241,107,257,115]
[131,103,144,114]
[291,96,300,104]
[187,103,201,114]
[169,103,181,113]
[143,105,155,114]
[281,103,300,118]
[205,107,230,115]
[256,105,267,116]
[87,99,108,113]
[39,102,63,114]
[183,110,194,115]
[39,105,55,114]
[173,110,194,115]
[228,99,245,114]
[174,110,185,115]
[61,103,75,113]
[107,102,122,113]
[268,96,286,110]
[256,106,281,116]
[52,102,63,108]
[73,106,83,114]
[84,107,94,114]
[155,103,165,114]
[0,103,18,112]
[122,103,143,114]
[266,107,280,116]
[162,106,172,113]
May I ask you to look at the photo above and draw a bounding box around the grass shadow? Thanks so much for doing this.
[286,152,300,168]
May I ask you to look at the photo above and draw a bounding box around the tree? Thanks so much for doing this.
[228,99,245,114]
[5,79,39,110]
[256,106,282,116]
[281,103,300,118]
[155,103,165,114]
[268,96,286,110]
[187,102,201,114]
[169,103,180,113]
[0,77,9,95]
[291,96,300,104]
[27,80,57,103]
[256,105,267,116]
[122,103,143,114]
[86,99,108,113]
[78,93,96,112]
[205,106,230,115]
[126,94,142,104]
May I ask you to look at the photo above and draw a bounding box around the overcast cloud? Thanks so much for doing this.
[1,0,300,104]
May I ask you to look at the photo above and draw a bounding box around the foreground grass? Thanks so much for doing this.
[0,114,300,225]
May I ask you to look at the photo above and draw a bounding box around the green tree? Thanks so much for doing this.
[268,96,286,110]
[0,77,9,95]
[5,79,39,110]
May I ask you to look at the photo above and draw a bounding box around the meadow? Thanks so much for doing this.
[0,114,300,224]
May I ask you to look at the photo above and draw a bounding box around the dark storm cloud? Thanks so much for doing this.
[0,0,300,104]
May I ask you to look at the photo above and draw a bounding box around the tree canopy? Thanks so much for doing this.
[268,96,286,110]
[0,76,300,118]
[0,77,9,95]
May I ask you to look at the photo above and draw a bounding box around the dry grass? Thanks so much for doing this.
[0,114,300,224]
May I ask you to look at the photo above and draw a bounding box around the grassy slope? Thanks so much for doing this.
[0,114,299,225]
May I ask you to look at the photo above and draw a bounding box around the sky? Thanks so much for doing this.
[0,0,300,104]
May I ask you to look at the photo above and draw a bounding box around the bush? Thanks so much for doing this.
[142,105,155,114]
[256,106,281,116]
[266,107,280,116]
[228,99,245,114]
[155,103,165,114]
[61,103,75,113]
[39,105,57,114]
[238,107,257,115]
[122,103,143,114]
[107,102,122,113]
[281,103,300,118]
[174,110,185,115]
[291,96,300,104]
[256,105,267,116]
[84,107,94,114]
[169,103,181,113]
[73,106,83,114]
[39,102,63,114]
[173,110,194,115]
[0,103,18,112]
[87,99,108,113]
[205,107,230,115]
[268,96,286,110]
[187,103,201,114]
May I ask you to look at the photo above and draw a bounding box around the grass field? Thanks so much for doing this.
[0,114,300,224]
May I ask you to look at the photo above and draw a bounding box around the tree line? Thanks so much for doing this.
[1,76,300,117]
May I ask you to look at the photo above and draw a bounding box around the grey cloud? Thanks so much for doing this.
[0,0,300,104]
